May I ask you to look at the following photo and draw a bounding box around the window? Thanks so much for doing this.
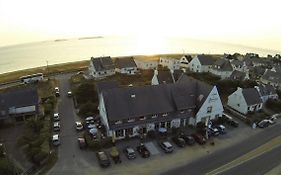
[237,104,240,107]
[139,116,146,121]
[151,114,158,118]
[192,64,194,67]
[167,121,171,128]
[125,128,133,136]
[162,113,168,117]
[115,129,124,137]
[161,122,166,128]
[155,123,159,130]
[115,120,122,124]
[248,107,250,111]
[207,107,212,113]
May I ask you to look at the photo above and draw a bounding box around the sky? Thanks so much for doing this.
[0,0,281,51]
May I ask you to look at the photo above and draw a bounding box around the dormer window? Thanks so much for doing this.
[115,120,122,124]
[180,110,185,114]
[127,118,135,123]
[139,116,146,121]
[151,114,158,118]
[162,113,168,117]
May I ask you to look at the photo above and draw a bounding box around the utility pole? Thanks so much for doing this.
[46,60,49,80]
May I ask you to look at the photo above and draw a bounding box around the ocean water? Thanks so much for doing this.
[0,36,279,74]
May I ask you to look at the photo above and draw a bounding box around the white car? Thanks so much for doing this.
[85,116,95,125]
[67,91,72,97]
[55,87,60,97]
[52,134,60,146]
[53,122,60,131]
[53,113,59,121]
[75,121,83,131]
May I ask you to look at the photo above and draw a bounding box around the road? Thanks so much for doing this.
[47,74,98,175]
[222,144,281,175]
[160,122,281,175]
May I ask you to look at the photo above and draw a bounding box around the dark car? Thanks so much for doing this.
[224,115,239,127]
[172,136,186,147]
[159,141,174,153]
[192,133,206,145]
[96,151,111,168]
[257,120,270,128]
[180,134,195,145]
[77,137,87,149]
[215,125,227,134]
[123,146,137,159]
[136,143,150,158]
[208,127,220,136]
[229,120,239,127]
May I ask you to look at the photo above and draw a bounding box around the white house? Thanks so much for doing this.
[210,59,233,79]
[227,87,263,114]
[97,75,224,140]
[159,57,181,70]
[188,55,215,73]
[115,57,138,75]
[180,55,192,69]
[134,58,158,70]
[88,56,115,79]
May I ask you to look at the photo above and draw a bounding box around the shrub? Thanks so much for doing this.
[88,140,102,151]
[147,130,156,139]
[75,82,98,105]
[265,99,281,113]
[100,137,113,148]
[0,158,15,175]
[78,101,97,116]
[44,103,53,116]
[33,150,48,165]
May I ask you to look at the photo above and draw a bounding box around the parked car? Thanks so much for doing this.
[172,136,186,147]
[75,121,84,131]
[123,146,136,159]
[53,122,60,132]
[264,119,276,125]
[215,125,227,134]
[208,127,220,136]
[224,115,239,127]
[179,134,195,145]
[53,113,60,121]
[85,116,95,125]
[257,120,270,128]
[77,137,87,149]
[192,133,206,145]
[136,143,150,158]
[96,151,111,168]
[110,147,122,164]
[159,141,174,153]
[67,91,72,97]
[52,134,60,146]
[55,87,60,97]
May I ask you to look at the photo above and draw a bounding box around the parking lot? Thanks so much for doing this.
[47,74,269,175]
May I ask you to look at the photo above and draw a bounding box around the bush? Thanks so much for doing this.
[44,103,54,116]
[100,137,113,148]
[147,130,156,139]
[88,140,102,151]
[265,99,281,113]
[75,82,98,105]
[0,158,15,175]
[33,150,48,165]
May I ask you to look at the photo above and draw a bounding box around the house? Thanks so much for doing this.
[227,87,263,114]
[134,58,158,70]
[260,69,281,89]
[230,59,248,72]
[254,85,279,103]
[188,54,215,73]
[97,75,224,140]
[210,59,233,79]
[229,70,249,81]
[0,88,39,123]
[151,69,184,85]
[180,55,192,69]
[159,57,181,70]
[88,56,115,79]
[271,65,281,73]
[115,57,137,75]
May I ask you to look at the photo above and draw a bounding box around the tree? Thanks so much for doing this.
[75,83,98,105]
[78,102,97,116]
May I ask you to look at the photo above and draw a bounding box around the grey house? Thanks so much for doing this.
[0,88,39,122]
[260,69,281,89]
[115,57,138,75]
[210,59,233,79]
[97,75,224,140]
[88,56,115,79]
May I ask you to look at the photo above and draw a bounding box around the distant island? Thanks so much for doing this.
[54,39,68,42]
[78,36,103,40]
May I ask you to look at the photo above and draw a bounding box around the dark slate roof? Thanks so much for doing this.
[0,88,38,118]
[182,55,193,62]
[102,75,213,128]
[172,70,184,82]
[157,70,174,84]
[212,59,233,71]
[261,70,281,84]
[272,65,281,73]
[257,85,277,96]
[229,70,246,81]
[96,81,119,95]
[231,59,243,67]
[242,88,262,105]
[91,56,115,71]
[197,55,215,65]
[115,57,137,69]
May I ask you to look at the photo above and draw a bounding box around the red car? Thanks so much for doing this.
[192,133,206,145]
